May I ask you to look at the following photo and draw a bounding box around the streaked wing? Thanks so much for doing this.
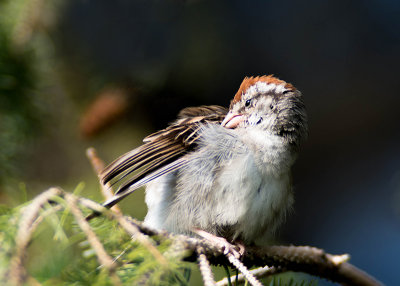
[142,105,228,143]
[100,105,228,208]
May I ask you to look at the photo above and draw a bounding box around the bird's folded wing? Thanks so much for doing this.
[100,105,227,208]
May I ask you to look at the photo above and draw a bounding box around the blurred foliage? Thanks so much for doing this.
[0,204,18,280]
[267,277,317,286]
[0,0,47,186]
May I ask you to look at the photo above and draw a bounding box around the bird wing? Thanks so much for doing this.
[100,105,228,208]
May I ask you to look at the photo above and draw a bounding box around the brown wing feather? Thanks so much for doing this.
[143,105,227,143]
[100,105,227,208]
[177,105,229,119]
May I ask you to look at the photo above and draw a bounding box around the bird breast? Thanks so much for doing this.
[144,124,294,244]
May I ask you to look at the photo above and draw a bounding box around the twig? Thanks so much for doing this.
[226,253,263,286]
[32,204,64,233]
[243,246,382,286]
[86,147,171,266]
[197,246,216,286]
[216,266,281,286]
[115,214,169,266]
[335,262,383,286]
[64,193,121,285]
[77,196,169,266]
[86,147,121,215]
[8,187,62,286]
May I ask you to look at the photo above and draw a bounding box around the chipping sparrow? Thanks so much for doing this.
[101,75,308,246]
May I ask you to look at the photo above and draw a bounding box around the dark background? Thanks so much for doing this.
[2,0,400,284]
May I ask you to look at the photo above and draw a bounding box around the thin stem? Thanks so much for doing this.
[216,266,281,286]
[223,264,232,286]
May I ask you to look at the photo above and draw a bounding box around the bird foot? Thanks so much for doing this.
[193,229,245,259]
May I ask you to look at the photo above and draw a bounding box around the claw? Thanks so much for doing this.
[193,229,245,259]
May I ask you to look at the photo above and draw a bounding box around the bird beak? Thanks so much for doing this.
[221,112,244,129]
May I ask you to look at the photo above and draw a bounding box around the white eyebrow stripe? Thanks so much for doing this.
[244,82,287,97]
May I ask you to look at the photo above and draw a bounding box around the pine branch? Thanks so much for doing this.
[64,193,121,285]
[3,148,383,286]
[5,186,382,286]
[106,214,383,286]
[83,147,382,286]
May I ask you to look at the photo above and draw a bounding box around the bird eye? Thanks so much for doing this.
[245,99,252,107]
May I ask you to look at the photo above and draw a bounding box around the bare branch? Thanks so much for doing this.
[117,217,383,286]
[242,246,382,286]
[86,147,121,215]
[197,246,216,286]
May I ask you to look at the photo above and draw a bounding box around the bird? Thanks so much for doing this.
[100,75,308,248]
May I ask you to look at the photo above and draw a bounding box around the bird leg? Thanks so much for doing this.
[193,229,245,259]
